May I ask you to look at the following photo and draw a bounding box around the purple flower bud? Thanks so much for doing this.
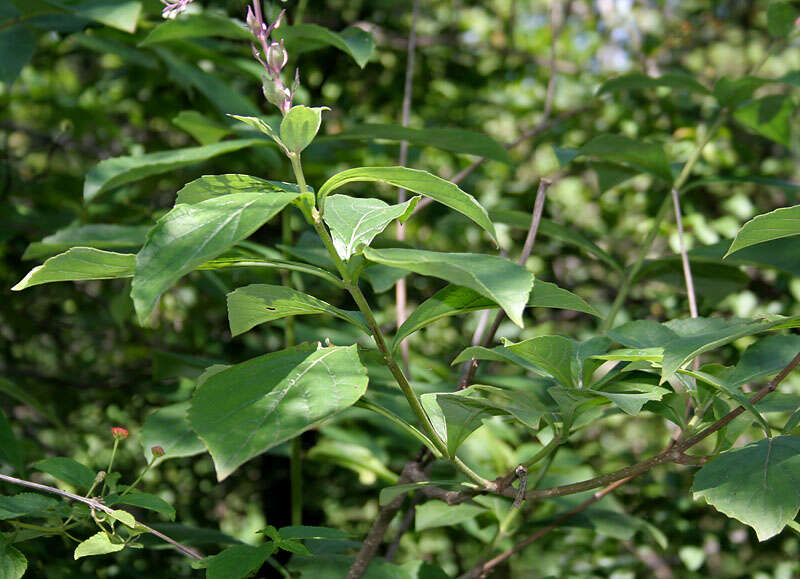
[262,76,291,111]
[267,41,288,73]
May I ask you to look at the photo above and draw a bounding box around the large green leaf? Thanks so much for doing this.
[274,24,375,68]
[205,544,275,579]
[421,391,506,455]
[84,139,268,202]
[0,493,59,520]
[23,224,150,260]
[32,458,95,491]
[557,135,673,183]
[0,544,26,579]
[12,248,135,291]
[131,191,299,322]
[226,284,369,336]
[693,435,800,541]
[175,174,301,205]
[597,72,710,95]
[323,194,419,260]
[392,281,599,349]
[725,205,800,257]
[140,402,206,463]
[0,19,36,86]
[503,336,610,388]
[189,344,368,480]
[139,13,250,45]
[317,167,497,243]
[734,95,794,146]
[363,248,533,327]
[322,124,511,163]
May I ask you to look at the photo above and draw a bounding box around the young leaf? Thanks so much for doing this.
[280,105,329,153]
[140,401,207,463]
[175,174,301,205]
[597,72,710,95]
[323,194,420,260]
[84,139,268,202]
[274,24,375,68]
[363,248,534,327]
[0,544,27,579]
[205,544,276,579]
[131,191,300,322]
[317,167,498,243]
[32,457,96,491]
[392,281,599,349]
[22,224,150,260]
[189,344,368,480]
[324,124,511,163]
[73,532,125,559]
[226,283,369,336]
[725,205,800,257]
[734,94,794,146]
[415,501,486,531]
[12,248,135,291]
[692,435,800,541]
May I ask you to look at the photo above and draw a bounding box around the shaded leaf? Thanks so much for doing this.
[140,401,207,463]
[0,544,26,579]
[189,344,368,480]
[734,95,794,146]
[767,2,799,37]
[274,24,374,68]
[0,408,23,474]
[0,20,36,86]
[73,532,125,559]
[307,440,399,484]
[23,224,150,260]
[378,481,467,506]
[175,174,301,205]
[363,248,533,327]
[503,335,610,388]
[107,493,175,521]
[32,458,95,491]
[0,493,59,520]
[172,111,233,145]
[415,501,486,531]
[713,76,771,108]
[421,391,505,455]
[139,13,250,45]
[597,72,710,95]
[560,135,673,183]
[12,248,135,291]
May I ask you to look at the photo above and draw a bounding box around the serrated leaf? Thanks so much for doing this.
[32,457,95,491]
[0,544,26,579]
[139,13,250,46]
[274,24,374,68]
[74,532,125,559]
[226,283,369,337]
[107,493,175,521]
[597,72,710,95]
[734,94,794,146]
[84,139,268,202]
[189,344,368,480]
[23,224,150,260]
[12,248,135,291]
[0,493,59,520]
[280,105,329,153]
[393,281,599,349]
[140,401,206,462]
[693,435,800,541]
[363,248,533,327]
[415,501,486,531]
[205,543,275,579]
[175,174,301,205]
[323,124,511,163]
[323,194,419,260]
[131,191,299,322]
[318,167,497,243]
[726,205,800,257]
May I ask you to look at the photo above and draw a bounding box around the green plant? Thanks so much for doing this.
[3,1,800,578]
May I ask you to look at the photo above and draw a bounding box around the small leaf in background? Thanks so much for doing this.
[73,532,125,559]
[415,501,486,531]
[0,493,59,520]
[132,191,299,322]
[734,94,794,146]
[767,1,800,37]
[318,167,498,243]
[189,344,368,480]
[205,543,276,579]
[280,105,329,153]
[32,457,95,491]
[83,139,268,202]
[107,493,176,521]
[140,401,207,462]
[713,76,771,108]
[175,174,301,205]
[363,248,534,327]
[172,111,233,145]
[72,1,142,33]
[692,435,800,541]
[226,284,368,336]
[22,224,150,260]
[139,13,251,46]
[274,24,375,68]
[578,134,674,183]
[0,544,27,579]
[725,205,800,256]
[323,194,419,260]
[12,248,135,291]
[597,72,710,95]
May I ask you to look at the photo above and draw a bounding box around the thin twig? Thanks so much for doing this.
[671,188,698,319]
[395,0,421,376]
[459,178,552,388]
[0,473,204,560]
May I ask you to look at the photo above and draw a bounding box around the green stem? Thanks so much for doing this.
[602,111,727,331]
[523,435,561,469]
[101,440,119,496]
[355,399,442,457]
[288,153,449,458]
[120,459,155,497]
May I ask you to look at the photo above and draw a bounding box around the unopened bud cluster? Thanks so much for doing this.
[161,0,194,20]
[247,1,297,114]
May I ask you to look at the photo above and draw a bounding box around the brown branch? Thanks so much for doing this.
[0,473,204,560]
